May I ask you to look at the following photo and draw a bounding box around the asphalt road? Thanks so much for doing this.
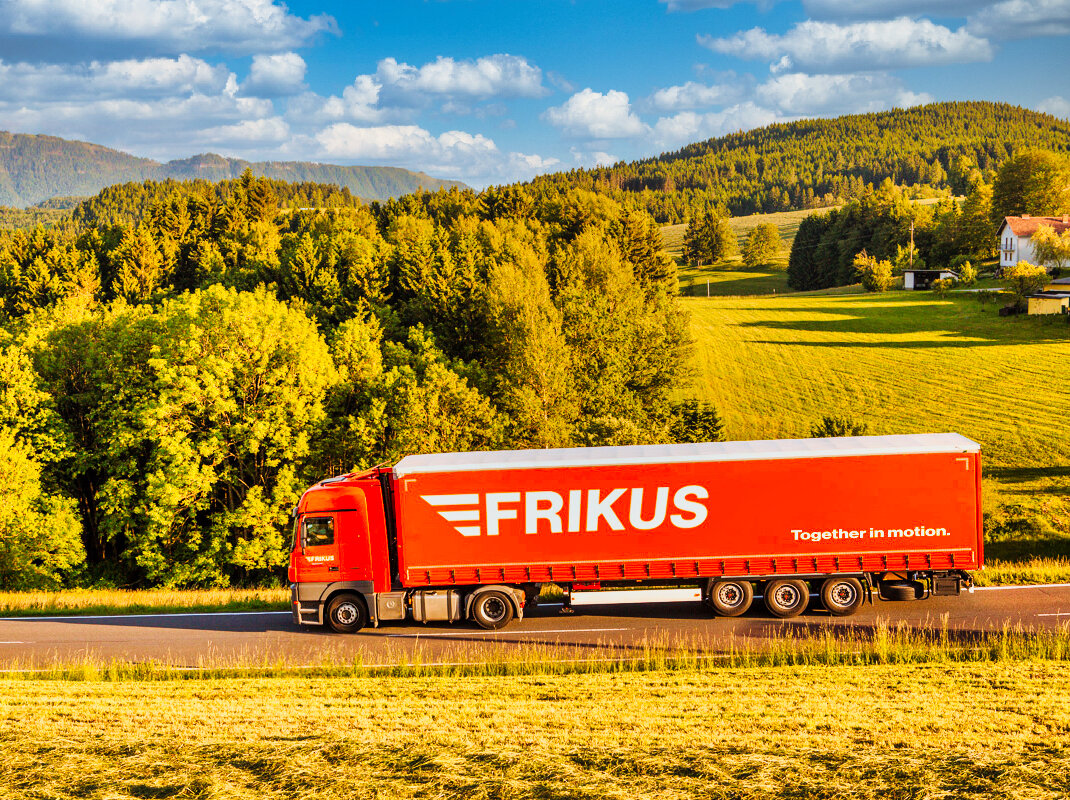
[1,584,1068,668]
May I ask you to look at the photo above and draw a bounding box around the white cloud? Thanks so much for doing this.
[755,72,932,115]
[0,55,231,102]
[312,123,557,185]
[1038,95,1070,119]
[646,80,742,112]
[197,117,291,145]
[301,54,546,124]
[659,0,750,10]
[0,0,337,58]
[242,53,306,97]
[374,54,546,100]
[967,0,1070,39]
[802,0,993,18]
[543,89,649,139]
[651,102,780,150]
[700,18,990,73]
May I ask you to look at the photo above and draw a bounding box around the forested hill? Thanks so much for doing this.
[527,102,1070,223]
[0,131,467,207]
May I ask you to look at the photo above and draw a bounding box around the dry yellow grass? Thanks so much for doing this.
[1,660,1068,798]
[0,587,289,617]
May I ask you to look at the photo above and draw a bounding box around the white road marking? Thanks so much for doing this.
[0,611,291,622]
[387,627,630,638]
[1036,612,1070,617]
[975,583,1070,591]
[0,641,27,644]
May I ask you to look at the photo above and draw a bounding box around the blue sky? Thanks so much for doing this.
[0,0,1067,186]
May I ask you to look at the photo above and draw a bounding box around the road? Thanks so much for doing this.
[1,584,1068,668]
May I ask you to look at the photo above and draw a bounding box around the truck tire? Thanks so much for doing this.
[882,582,920,602]
[708,579,754,617]
[471,590,515,630]
[326,593,368,633]
[763,579,810,618]
[820,577,864,616]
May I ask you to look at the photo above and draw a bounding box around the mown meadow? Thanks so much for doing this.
[681,286,1070,560]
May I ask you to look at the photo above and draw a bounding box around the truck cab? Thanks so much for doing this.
[288,469,527,633]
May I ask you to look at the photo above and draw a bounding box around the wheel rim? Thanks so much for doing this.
[717,583,744,608]
[335,601,359,626]
[482,596,507,622]
[830,582,857,607]
[773,584,800,608]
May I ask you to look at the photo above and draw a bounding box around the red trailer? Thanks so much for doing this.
[288,433,983,632]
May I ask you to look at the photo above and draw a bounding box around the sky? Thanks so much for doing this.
[0,0,1068,187]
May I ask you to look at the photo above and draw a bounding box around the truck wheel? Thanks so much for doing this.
[821,577,864,616]
[709,580,754,617]
[471,591,515,630]
[763,579,810,618]
[326,593,367,633]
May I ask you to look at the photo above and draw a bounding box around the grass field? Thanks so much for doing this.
[2,656,1069,799]
[0,588,289,617]
[682,288,1070,558]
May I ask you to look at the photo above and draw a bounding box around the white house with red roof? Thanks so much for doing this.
[997,215,1070,270]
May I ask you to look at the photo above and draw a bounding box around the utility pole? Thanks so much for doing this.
[909,221,915,268]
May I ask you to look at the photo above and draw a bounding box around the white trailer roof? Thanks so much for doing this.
[392,433,979,477]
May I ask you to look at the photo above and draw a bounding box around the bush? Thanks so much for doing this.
[670,400,726,443]
[810,415,869,438]
[957,261,977,286]
[1002,261,1050,310]
[854,252,894,292]
[931,277,956,297]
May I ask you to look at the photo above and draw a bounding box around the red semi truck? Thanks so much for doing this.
[288,433,983,632]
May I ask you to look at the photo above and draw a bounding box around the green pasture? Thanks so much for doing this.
[681,288,1070,556]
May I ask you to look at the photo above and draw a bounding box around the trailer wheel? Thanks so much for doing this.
[709,580,754,617]
[820,577,864,616]
[471,590,515,630]
[763,579,810,618]
[325,593,368,634]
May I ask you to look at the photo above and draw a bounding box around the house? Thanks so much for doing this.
[903,269,957,290]
[1027,292,1070,315]
[997,215,1070,271]
[1026,275,1070,315]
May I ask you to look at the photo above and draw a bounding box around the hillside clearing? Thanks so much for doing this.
[682,289,1070,556]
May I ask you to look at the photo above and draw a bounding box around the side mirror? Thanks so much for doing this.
[299,523,307,555]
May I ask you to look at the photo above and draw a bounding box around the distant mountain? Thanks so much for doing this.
[528,101,1070,223]
[0,131,467,207]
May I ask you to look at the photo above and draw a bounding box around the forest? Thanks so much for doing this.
[528,102,1070,222]
[0,173,703,589]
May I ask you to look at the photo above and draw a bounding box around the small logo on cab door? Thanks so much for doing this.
[306,555,335,563]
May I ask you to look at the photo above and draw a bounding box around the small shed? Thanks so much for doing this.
[1027,292,1070,315]
[904,269,957,290]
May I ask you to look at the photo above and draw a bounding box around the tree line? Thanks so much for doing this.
[0,172,721,589]
[526,102,1070,223]
[787,150,1070,291]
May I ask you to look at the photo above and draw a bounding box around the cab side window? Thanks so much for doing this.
[303,517,334,547]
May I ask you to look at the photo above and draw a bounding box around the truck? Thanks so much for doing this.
[288,433,983,632]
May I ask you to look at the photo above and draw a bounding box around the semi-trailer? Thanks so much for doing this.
[288,433,983,632]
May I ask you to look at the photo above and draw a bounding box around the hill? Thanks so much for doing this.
[0,131,467,207]
[529,102,1070,222]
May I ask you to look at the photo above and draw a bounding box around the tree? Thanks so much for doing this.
[958,261,978,286]
[670,400,725,443]
[1031,224,1070,273]
[682,210,736,265]
[991,150,1070,224]
[811,415,868,438]
[743,223,782,267]
[0,430,84,589]
[1001,261,1050,310]
[788,213,831,290]
[853,251,894,292]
